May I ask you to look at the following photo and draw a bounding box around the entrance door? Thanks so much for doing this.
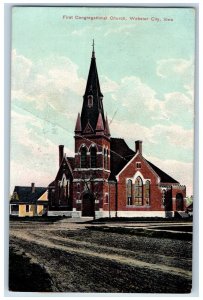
[176,193,183,211]
[82,193,94,217]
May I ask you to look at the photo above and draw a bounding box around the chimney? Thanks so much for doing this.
[59,145,64,166]
[135,140,142,155]
[31,182,35,193]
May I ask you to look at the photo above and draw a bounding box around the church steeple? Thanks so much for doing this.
[92,39,95,59]
[79,42,106,136]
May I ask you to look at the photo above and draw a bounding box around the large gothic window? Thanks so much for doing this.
[58,174,70,206]
[81,146,87,168]
[145,180,150,205]
[134,176,143,206]
[60,174,69,197]
[127,179,133,205]
[90,146,97,168]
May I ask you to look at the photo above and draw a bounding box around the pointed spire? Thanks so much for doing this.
[104,115,111,136]
[96,112,104,133]
[80,41,105,133]
[74,113,82,133]
[92,39,95,58]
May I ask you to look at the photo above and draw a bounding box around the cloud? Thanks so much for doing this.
[151,124,193,149]
[71,27,88,36]
[11,49,33,90]
[105,74,194,131]
[71,26,102,36]
[110,119,153,143]
[100,75,119,93]
[10,160,54,193]
[157,58,193,78]
[11,50,81,190]
[10,108,74,193]
[104,24,136,37]
[106,76,166,125]
[11,50,85,150]
[12,50,85,111]
[156,58,194,98]
[110,118,193,151]
[163,92,193,125]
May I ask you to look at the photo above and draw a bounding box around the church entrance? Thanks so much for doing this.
[176,193,184,211]
[82,193,95,217]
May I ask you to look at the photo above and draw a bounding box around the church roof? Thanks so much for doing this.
[10,186,47,204]
[55,156,74,181]
[146,160,179,184]
[67,157,75,170]
[109,138,134,180]
[109,137,179,184]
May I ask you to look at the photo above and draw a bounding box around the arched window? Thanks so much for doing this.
[127,179,132,205]
[106,149,109,170]
[81,146,87,168]
[103,148,108,169]
[90,146,97,168]
[176,193,184,211]
[134,176,143,206]
[145,180,150,205]
[59,174,70,199]
[103,148,106,169]
[88,95,93,108]
[105,194,109,204]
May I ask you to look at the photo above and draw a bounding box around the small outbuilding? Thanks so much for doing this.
[10,183,48,217]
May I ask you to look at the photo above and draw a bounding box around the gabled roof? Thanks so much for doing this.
[10,186,47,204]
[109,137,179,184]
[109,138,135,180]
[67,157,75,170]
[55,156,73,180]
[146,160,179,184]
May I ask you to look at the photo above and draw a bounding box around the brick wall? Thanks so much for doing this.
[116,154,163,211]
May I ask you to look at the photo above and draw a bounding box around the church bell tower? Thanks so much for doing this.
[72,41,111,217]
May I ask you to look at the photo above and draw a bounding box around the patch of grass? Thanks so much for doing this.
[154,226,192,232]
[9,247,53,292]
[90,216,192,224]
[86,226,192,241]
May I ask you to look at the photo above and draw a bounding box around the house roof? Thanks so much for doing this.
[109,137,179,184]
[10,186,47,204]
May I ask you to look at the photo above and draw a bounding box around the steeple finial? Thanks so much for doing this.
[92,39,95,58]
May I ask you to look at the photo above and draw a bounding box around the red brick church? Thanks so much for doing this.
[48,46,186,218]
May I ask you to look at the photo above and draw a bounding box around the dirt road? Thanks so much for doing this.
[9,220,192,293]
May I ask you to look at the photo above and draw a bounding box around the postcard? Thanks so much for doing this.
[9,6,194,293]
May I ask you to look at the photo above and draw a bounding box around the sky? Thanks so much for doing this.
[10,7,195,196]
